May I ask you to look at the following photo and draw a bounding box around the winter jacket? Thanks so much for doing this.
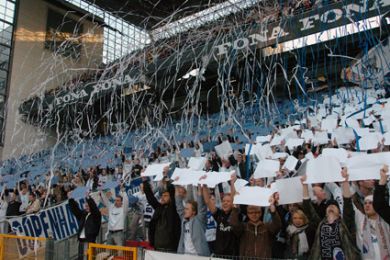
[230,207,281,258]
[373,183,390,225]
[143,181,181,252]
[302,197,361,260]
[69,197,101,242]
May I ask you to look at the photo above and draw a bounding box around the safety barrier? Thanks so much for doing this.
[88,243,137,260]
[0,233,47,259]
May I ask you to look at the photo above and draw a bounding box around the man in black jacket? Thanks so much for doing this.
[68,193,101,260]
[5,191,21,217]
[143,178,181,252]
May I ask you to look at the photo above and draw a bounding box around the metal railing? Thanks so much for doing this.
[88,243,137,260]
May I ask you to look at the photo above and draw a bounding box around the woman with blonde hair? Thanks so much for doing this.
[285,209,315,259]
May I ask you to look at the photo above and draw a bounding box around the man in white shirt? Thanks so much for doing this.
[101,187,129,246]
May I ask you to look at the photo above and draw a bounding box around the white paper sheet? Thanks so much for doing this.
[256,135,271,143]
[233,186,274,207]
[384,132,390,145]
[345,117,360,129]
[172,169,205,186]
[305,152,315,160]
[254,144,273,161]
[333,127,355,145]
[322,148,348,164]
[215,141,233,159]
[285,138,304,150]
[302,130,314,142]
[283,156,298,171]
[272,152,289,159]
[359,134,380,151]
[354,127,371,137]
[274,177,303,205]
[199,171,233,187]
[234,178,248,192]
[245,143,257,156]
[363,116,375,126]
[142,163,171,177]
[348,166,382,181]
[313,131,329,145]
[270,135,284,146]
[188,157,207,171]
[346,152,390,169]
[305,156,343,184]
[321,117,338,133]
[254,159,279,178]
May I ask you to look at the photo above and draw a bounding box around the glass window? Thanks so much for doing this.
[0,21,12,46]
[0,69,7,95]
[0,46,10,70]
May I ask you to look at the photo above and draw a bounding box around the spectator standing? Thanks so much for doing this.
[143,176,181,252]
[68,192,101,260]
[176,185,210,256]
[373,165,390,224]
[100,185,129,246]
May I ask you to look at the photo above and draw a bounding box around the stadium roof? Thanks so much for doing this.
[82,0,227,30]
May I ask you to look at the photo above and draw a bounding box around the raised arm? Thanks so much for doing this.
[229,207,244,237]
[202,185,217,214]
[143,180,161,209]
[175,186,185,219]
[340,168,356,239]
[265,196,282,235]
[86,196,101,218]
[68,197,83,220]
[230,172,237,198]
[301,176,321,227]
[119,183,129,214]
[196,185,207,224]
[373,165,390,224]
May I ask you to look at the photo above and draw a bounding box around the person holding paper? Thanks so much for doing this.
[176,185,210,256]
[143,177,181,252]
[202,181,240,257]
[229,198,281,258]
[68,192,101,260]
[301,169,360,259]
[354,194,390,260]
[234,152,247,180]
[373,165,390,224]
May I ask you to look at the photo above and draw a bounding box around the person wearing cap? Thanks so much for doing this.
[142,171,181,252]
[373,165,390,224]
[301,168,360,259]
